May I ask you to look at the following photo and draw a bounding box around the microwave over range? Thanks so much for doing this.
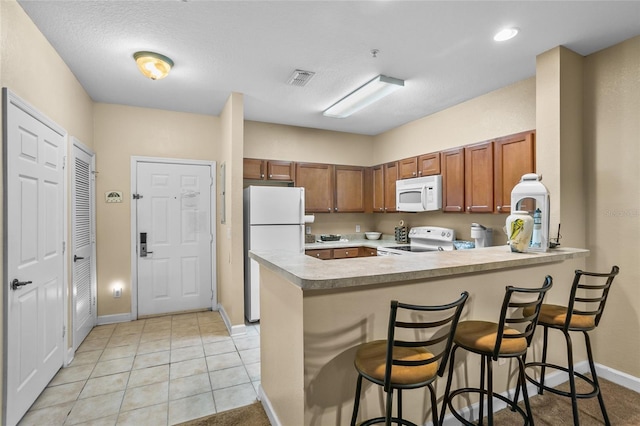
[396,175,442,212]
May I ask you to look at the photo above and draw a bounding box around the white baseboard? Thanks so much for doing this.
[217,303,247,336]
[596,363,640,393]
[97,313,134,325]
[258,384,282,426]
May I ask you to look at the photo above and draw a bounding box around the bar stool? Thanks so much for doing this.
[439,276,553,426]
[518,266,619,426]
[350,292,469,426]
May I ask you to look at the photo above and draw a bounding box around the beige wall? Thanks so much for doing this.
[93,103,220,316]
[583,36,640,376]
[216,93,246,327]
[0,0,95,416]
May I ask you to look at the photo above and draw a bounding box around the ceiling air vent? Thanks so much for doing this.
[287,69,315,87]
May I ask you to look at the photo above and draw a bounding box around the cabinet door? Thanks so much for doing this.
[243,158,265,180]
[267,160,294,181]
[383,162,398,212]
[494,131,535,214]
[372,165,385,213]
[465,142,494,213]
[359,247,377,257]
[334,166,365,213]
[418,152,441,176]
[398,157,418,179]
[295,163,334,213]
[333,247,359,259]
[305,249,332,260]
[442,148,465,212]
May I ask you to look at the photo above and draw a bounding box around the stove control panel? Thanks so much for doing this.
[409,226,456,243]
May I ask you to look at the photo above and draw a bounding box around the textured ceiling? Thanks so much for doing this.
[17,1,640,135]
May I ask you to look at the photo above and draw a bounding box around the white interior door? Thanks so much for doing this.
[4,90,66,426]
[72,140,96,350]
[136,161,214,316]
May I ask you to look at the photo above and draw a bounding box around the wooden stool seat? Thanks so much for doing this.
[523,304,595,329]
[454,320,528,355]
[355,340,438,385]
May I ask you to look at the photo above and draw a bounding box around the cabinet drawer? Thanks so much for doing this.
[359,247,377,257]
[333,247,359,259]
[305,249,332,260]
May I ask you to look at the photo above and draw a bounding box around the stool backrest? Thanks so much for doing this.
[493,276,553,359]
[384,291,469,391]
[566,265,619,331]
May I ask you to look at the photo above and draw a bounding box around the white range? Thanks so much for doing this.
[377,226,456,256]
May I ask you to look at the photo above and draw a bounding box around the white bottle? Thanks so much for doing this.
[530,208,542,248]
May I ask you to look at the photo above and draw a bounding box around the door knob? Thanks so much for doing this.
[74,255,85,262]
[11,279,33,290]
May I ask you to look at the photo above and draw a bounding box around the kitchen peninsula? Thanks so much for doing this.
[251,246,588,425]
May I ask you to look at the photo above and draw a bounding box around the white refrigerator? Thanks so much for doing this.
[243,186,305,322]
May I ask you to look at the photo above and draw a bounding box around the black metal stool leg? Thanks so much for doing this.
[478,355,486,425]
[518,356,535,426]
[486,356,494,425]
[564,330,580,426]
[584,332,611,426]
[538,326,549,395]
[428,384,438,426]
[439,344,459,426]
[351,374,363,426]
[396,389,402,424]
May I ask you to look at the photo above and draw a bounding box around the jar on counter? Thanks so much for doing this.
[505,210,534,253]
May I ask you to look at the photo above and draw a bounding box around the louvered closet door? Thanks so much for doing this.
[72,141,96,350]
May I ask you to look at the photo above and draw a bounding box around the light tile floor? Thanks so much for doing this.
[18,311,261,426]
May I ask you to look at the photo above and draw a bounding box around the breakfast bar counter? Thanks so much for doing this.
[250,247,589,425]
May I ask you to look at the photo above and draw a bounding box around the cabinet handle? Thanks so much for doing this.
[418,171,422,176]
[497,205,502,211]
[345,251,349,255]
[316,253,320,257]
[328,208,331,212]
[269,174,273,178]
[413,171,416,176]
[260,174,264,178]
[466,206,471,212]
[334,207,338,212]
[457,206,462,211]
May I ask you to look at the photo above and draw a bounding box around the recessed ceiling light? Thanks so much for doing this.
[494,28,519,42]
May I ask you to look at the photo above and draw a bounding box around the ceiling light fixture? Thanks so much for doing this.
[323,75,404,119]
[493,28,519,42]
[133,51,174,80]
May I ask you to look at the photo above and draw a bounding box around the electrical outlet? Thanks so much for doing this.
[113,288,122,298]
[356,225,360,232]
[306,226,311,234]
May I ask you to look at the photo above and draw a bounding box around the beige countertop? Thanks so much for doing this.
[249,246,589,291]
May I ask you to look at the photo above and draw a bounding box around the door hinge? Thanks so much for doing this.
[62,241,66,254]
[93,296,96,306]
[133,193,143,200]
[63,156,67,170]
[62,325,66,338]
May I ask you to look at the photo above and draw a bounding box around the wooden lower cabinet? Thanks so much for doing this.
[305,249,332,260]
[305,247,377,259]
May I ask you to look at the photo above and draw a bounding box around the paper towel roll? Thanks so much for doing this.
[304,215,315,223]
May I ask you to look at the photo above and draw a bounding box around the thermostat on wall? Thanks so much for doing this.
[105,191,123,203]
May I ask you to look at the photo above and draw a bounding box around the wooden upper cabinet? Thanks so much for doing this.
[243,158,294,181]
[334,166,366,213]
[398,157,419,179]
[464,141,494,213]
[383,162,398,212]
[267,160,295,181]
[295,163,334,213]
[398,152,441,179]
[442,148,465,213]
[494,131,536,214]
[372,165,385,212]
[243,158,266,180]
[417,152,441,176]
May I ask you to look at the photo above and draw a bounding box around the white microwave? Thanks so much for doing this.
[396,175,442,212]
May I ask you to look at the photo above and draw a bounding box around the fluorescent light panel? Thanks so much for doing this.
[323,75,404,118]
